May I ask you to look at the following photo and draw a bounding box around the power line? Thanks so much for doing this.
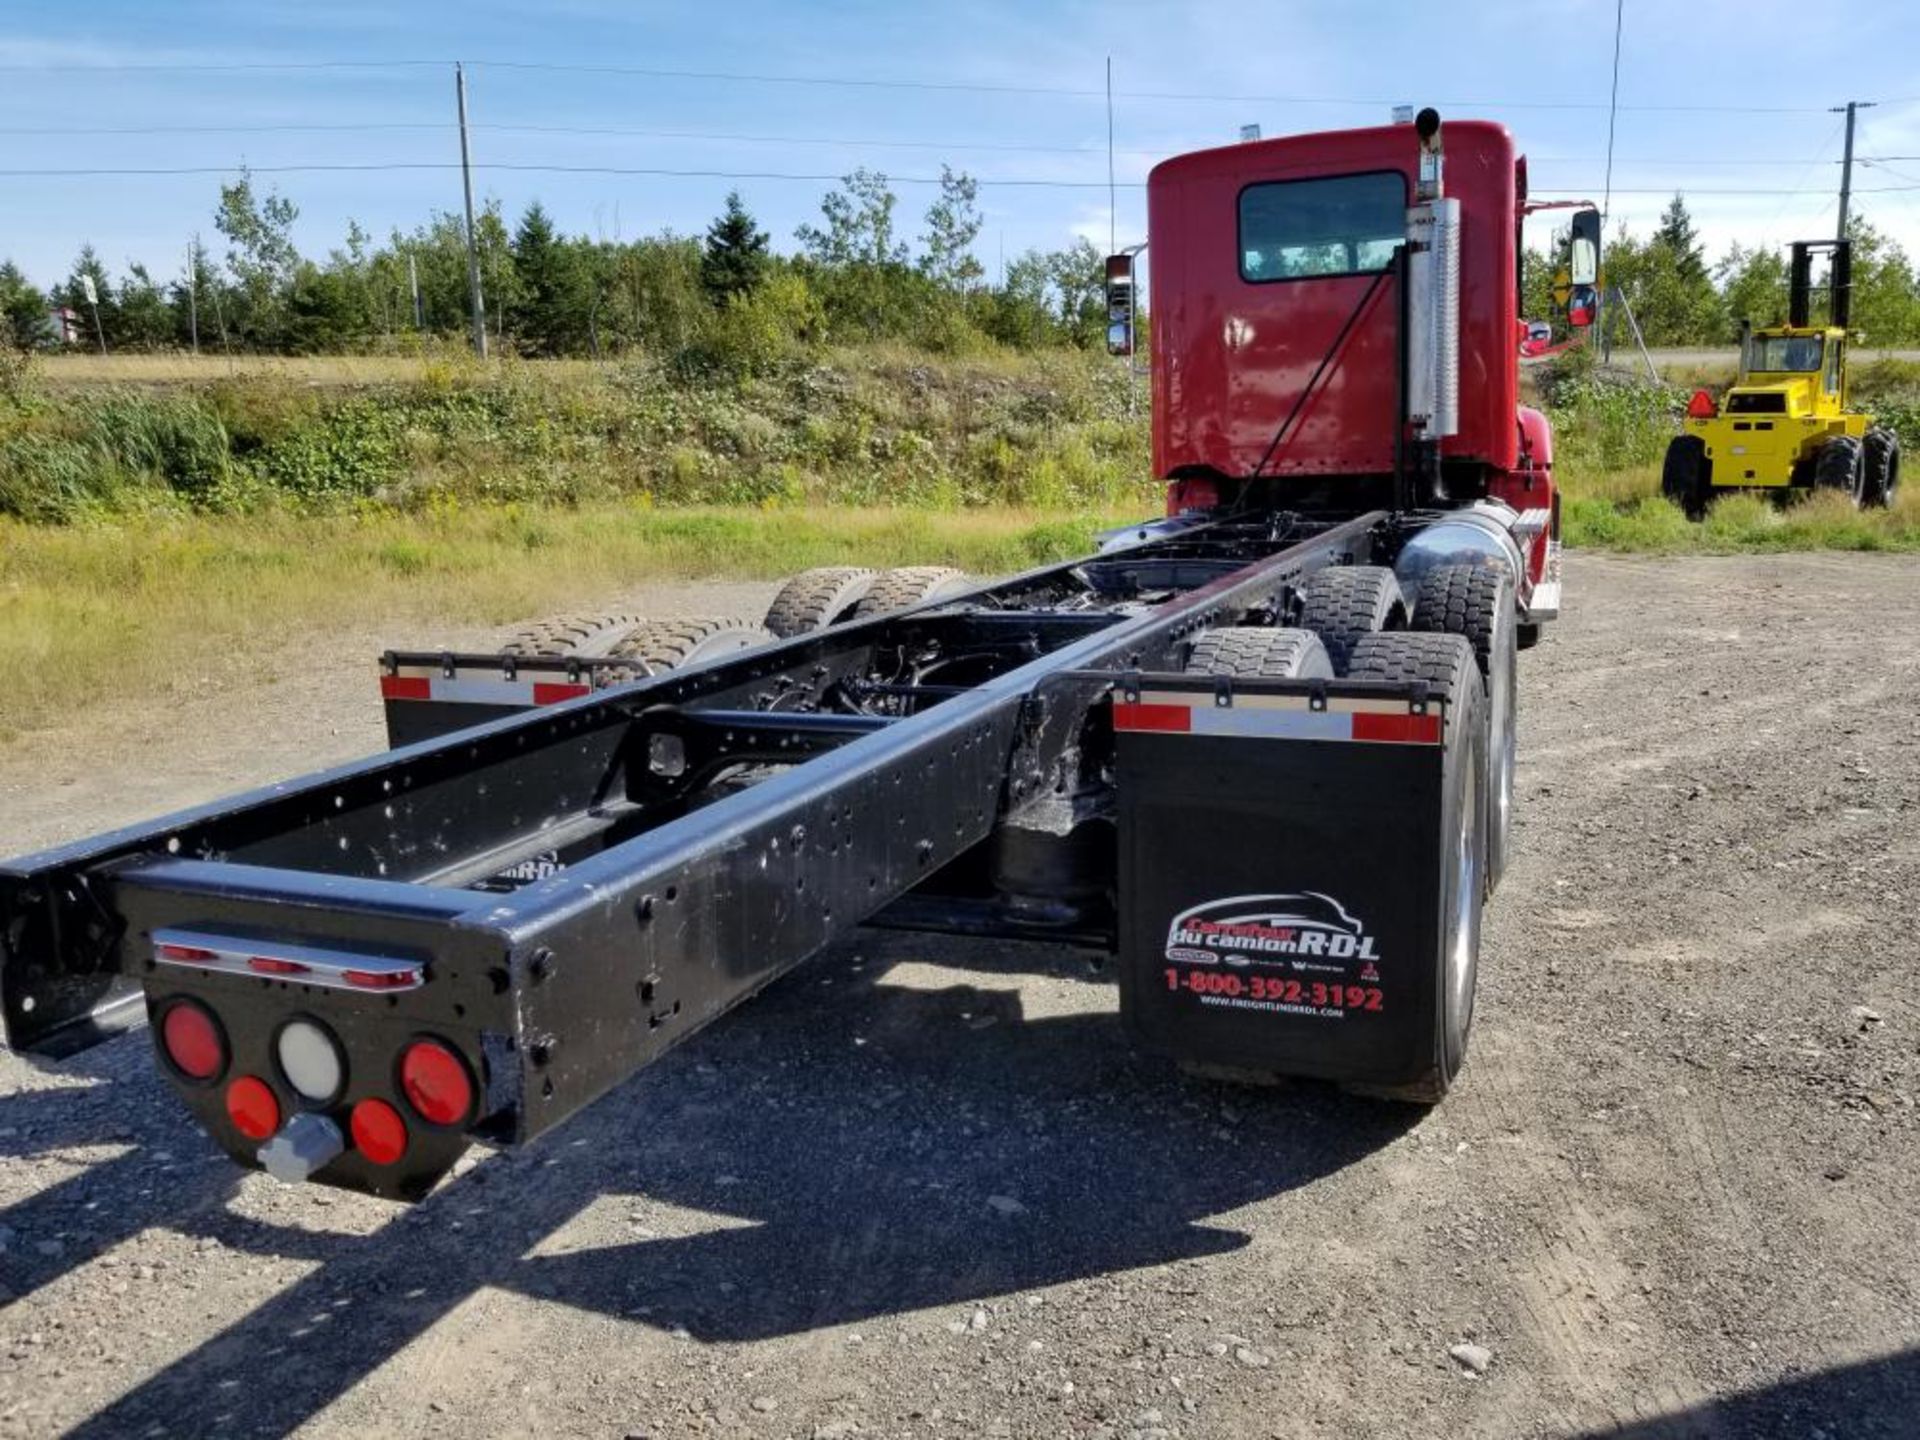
[0,161,1140,187]
[0,53,1867,114]
[1,159,1913,198]
[0,117,1857,170]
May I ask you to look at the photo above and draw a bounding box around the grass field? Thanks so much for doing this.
[0,505,1124,743]
[29,352,604,387]
[4,348,1918,747]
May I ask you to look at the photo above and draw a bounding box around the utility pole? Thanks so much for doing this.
[1598,0,1624,364]
[408,251,424,330]
[1832,99,1874,242]
[186,238,200,356]
[1105,56,1116,256]
[455,61,488,359]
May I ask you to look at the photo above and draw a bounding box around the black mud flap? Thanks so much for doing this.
[1115,679,1445,1089]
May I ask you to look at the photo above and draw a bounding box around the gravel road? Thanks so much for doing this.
[1,555,1917,1439]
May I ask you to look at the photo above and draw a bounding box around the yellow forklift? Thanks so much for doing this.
[1662,239,1900,519]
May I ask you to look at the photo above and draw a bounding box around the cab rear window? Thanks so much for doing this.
[1238,172,1406,283]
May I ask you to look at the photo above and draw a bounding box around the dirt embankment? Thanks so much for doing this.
[1,554,1917,1439]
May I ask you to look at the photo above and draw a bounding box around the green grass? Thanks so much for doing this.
[1563,486,1920,553]
[0,504,1130,743]
[0,346,1157,522]
[4,346,1917,744]
[1541,353,1920,551]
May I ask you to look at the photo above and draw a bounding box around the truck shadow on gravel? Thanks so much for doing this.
[1576,1345,1920,1440]
[48,937,1419,1438]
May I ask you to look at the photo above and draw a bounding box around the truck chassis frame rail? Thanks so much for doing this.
[0,509,1495,1199]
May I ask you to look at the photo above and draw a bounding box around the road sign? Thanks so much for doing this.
[80,274,97,306]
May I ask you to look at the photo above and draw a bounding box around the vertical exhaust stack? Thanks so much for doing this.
[1406,108,1460,445]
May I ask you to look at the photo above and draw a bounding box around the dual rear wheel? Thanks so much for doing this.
[1179,561,1515,1103]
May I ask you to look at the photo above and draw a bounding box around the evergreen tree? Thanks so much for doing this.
[0,260,46,350]
[1654,194,1706,283]
[511,202,592,356]
[52,246,117,348]
[701,191,770,304]
[115,263,175,349]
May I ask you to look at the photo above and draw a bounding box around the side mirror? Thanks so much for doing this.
[1568,207,1601,288]
[1566,284,1599,329]
[1105,253,1135,357]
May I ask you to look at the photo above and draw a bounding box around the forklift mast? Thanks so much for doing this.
[1789,239,1852,330]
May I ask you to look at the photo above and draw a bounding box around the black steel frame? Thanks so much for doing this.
[1,511,1392,1171]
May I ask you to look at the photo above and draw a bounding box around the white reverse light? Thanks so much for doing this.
[276,1019,345,1103]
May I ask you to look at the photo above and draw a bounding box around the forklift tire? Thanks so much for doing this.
[1814,435,1866,506]
[1185,626,1334,680]
[1412,564,1516,896]
[1661,436,1711,522]
[1295,565,1406,673]
[1343,631,1488,1104]
[603,617,773,680]
[763,567,876,638]
[501,613,645,659]
[853,566,976,618]
[1864,428,1900,509]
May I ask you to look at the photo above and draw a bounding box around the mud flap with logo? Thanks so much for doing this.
[1115,684,1445,1087]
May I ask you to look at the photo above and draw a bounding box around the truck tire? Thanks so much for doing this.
[1661,435,1711,521]
[1863,427,1900,508]
[501,613,644,659]
[763,567,875,638]
[1814,435,1866,506]
[1344,631,1489,1103]
[853,566,976,618]
[1185,626,1334,680]
[1412,564,1516,896]
[603,617,773,679]
[1295,565,1406,673]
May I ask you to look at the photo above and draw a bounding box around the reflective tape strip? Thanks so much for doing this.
[1114,692,1442,744]
[381,673,592,707]
[154,929,425,993]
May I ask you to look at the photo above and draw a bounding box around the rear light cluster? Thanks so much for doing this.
[153,986,477,1175]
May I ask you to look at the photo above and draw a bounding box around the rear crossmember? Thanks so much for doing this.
[0,509,1485,1199]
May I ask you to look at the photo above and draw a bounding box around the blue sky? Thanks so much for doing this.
[2,0,1918,290]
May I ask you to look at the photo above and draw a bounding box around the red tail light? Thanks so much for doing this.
[399,1040,475,1127]
[226,1076,282,1141]
[343,968,415,991]
[1687,388,1717,419]
[247,956,309,976]
[350,1099,409,1164]
[158,1000,225,1081]
[156,943,218,964]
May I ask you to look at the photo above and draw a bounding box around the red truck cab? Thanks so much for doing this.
[1118,114,1597,629]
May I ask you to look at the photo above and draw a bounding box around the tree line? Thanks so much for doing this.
[0,167,1109,364]
[1524,195,1920,347]
[4,181,1916,361]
